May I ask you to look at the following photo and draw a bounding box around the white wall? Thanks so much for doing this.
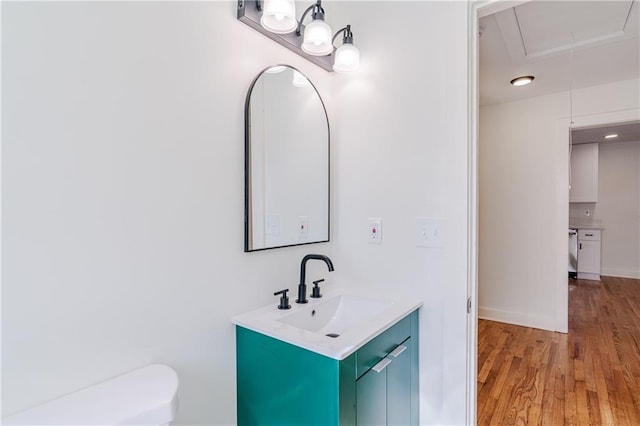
[598,140,640,278]
[262,69,328,247]
[479,79,640,331]
[2,3,335,424]
[249,69,329,248]
[2,1,472,425]
[329,2,470,424]
[570,141,640,278]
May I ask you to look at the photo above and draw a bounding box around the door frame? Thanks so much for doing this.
[468,1,640,422]
[466,1,532,423]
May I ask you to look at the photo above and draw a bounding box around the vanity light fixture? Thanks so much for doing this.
[260,0,297,34]
[510,75,535,86]
[604,133,618,139]
[237,0,359,73]
[332,25,359,72]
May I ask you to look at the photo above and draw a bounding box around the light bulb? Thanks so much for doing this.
[302,19,333,56]
[333,42,360,73]
[260,0,296,34]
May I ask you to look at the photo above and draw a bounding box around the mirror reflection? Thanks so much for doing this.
[245,65,329,251]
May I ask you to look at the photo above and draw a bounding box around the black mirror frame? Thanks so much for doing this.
[244,65,330,252]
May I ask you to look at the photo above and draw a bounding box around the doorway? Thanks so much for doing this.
[469,0,639,423]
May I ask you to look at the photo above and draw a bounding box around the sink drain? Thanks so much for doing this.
[325,333,340,338]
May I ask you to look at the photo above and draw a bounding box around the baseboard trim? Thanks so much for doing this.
[601,268,640,279]
[577,272,600,281]
[478,307,556,332]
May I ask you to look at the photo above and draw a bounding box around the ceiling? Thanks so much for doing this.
[479,1,640,106]
[571,120,640,144]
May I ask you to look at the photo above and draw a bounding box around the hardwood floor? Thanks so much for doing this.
[477,276,640,425]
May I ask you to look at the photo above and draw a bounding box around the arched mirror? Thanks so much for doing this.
[244,65,329,252]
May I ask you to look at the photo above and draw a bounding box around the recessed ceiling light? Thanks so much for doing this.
[604,134,618,139]
[510,76,535,87]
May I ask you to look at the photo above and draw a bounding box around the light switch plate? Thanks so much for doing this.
[416,217,444,248]
[265,214,280,236]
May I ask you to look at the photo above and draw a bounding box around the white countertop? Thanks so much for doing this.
[569,218,604,230]
[569,224,604,230]
[231,287,422,360]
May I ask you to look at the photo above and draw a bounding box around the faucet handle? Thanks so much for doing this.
[310,279,324,299]
[274,289,291,310]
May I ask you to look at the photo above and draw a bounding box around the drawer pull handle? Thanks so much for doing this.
[372,358,392,373]
[389,345,407,358]
[586,233,593,236]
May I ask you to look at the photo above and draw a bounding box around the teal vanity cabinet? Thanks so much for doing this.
[236,310,419,425]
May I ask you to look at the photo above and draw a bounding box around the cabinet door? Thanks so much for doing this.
[387,340,412,426]
[578,240,601,273]
[570,143,599,203]
[356,359,389,425]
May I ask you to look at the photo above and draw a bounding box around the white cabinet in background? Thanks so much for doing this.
[570,143,599,203]
[577,229,601,281]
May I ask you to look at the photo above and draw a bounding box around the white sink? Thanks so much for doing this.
[232,288,422,360]
[277,294,393,337]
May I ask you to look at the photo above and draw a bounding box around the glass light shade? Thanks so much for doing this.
[265,65,287,74]
[301,19,333,56]
[260,0,297,34]
[292,70,311,87]
[333,43,360,72]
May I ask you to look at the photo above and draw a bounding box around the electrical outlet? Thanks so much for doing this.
[368,218,382,244]
[298,216,308,239]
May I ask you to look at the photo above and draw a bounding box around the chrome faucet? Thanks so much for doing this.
[296,254,334,304]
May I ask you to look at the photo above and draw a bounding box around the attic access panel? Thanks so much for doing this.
[495,1,635,59]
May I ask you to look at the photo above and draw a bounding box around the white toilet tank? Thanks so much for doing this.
[2,364,179,425]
